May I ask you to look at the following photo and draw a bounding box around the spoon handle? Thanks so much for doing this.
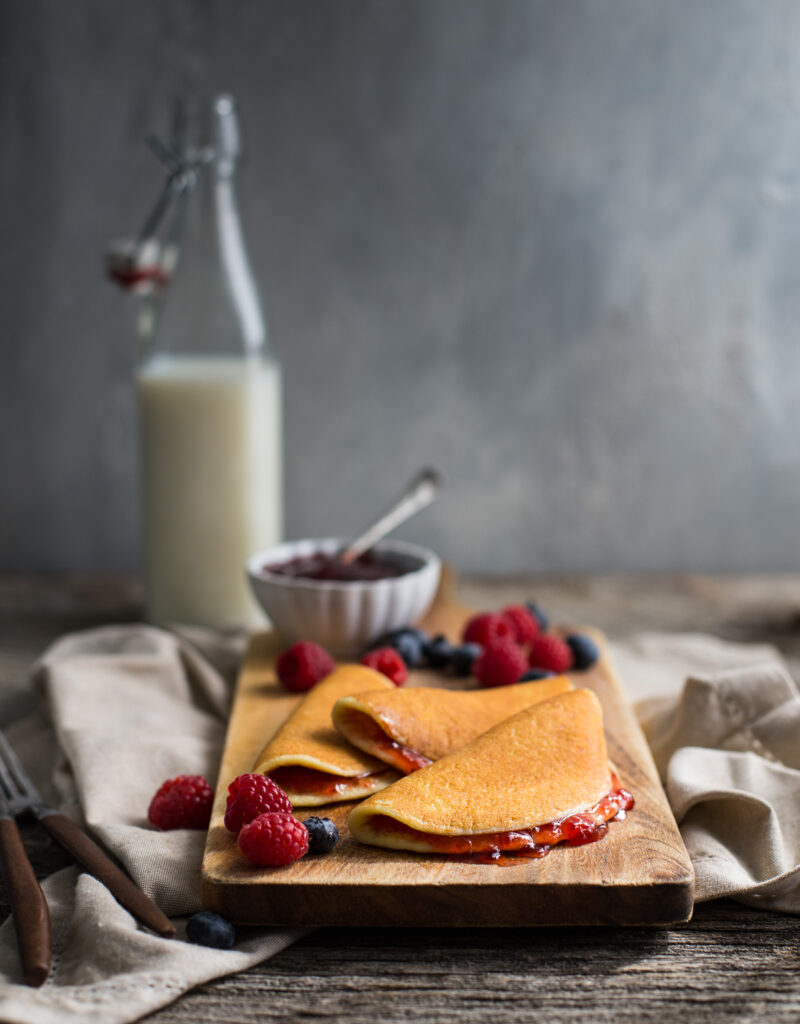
[340,467,443,564]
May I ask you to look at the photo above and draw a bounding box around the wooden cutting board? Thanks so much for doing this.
[201,583,694,927]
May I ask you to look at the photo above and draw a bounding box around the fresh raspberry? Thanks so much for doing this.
[501,604,540,645]
[148,775,214,830]
[528,634,573,674]
[461,612,514,648]
[224,773,292,833]
[473,640,527,688]
[361,647,408,686]
[227,772,259,800]
[276,641,335,693]
[238,812,309,866]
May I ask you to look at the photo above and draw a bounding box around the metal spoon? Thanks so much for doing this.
[339,467,443,565]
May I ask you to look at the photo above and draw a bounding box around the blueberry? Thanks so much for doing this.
[370,627,427,668]
[304,816,339,854]
[520,668,556,681]
[450,643,482,677]
[525,601,549,632]
[565,633,599,671]
[424,634,456,669]
[186,911,236,949]
[393,632,426,668]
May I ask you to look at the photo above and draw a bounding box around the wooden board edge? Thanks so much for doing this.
[588,627,695,890]
[202,632,272,879]
[201,877,695,928]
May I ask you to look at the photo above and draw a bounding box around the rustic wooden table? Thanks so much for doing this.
[2,573,800,1023]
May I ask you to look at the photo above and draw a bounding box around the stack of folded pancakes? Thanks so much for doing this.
[254,662,633,860]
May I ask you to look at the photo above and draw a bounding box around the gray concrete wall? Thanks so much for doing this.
[2,0,800,574]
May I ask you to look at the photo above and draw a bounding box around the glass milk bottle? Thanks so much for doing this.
[137,95,282,628]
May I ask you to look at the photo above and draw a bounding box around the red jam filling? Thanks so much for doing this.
[342,710,432,774]
[263,551,411,582]
[369,776,634,864]
[269,764,383,798]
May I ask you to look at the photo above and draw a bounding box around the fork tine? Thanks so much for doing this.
[0,759,17,800]
[0,732,39,803]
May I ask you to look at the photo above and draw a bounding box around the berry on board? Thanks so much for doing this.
[276,641,335,693]
[148,774,214,831]
[525,601,549,633]
[186,911,236,949]
[371,627,427,668]
[450,643,482,677]
[565,633,600,671]
[461,612,514,648]
[361,647,408,686]
[224,773,292,833]
[303,816,340,854]
[528,634,573,675]
[473,641,528,688]
[501,604,540,645]
[519,668,556,681]
[238,812,309,867]
[424,634,456,669]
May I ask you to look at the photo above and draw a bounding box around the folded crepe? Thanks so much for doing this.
[254,665,401,806]
[349,688,633,858]
[333,676,573,774]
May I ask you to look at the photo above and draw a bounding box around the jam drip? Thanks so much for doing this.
[369,776,635,865]
[341,710,432,774]
[269,764,385,798]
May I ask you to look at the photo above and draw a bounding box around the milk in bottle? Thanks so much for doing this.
[137,95,282,628]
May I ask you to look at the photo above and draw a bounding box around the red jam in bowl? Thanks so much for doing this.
[263,551,413,582]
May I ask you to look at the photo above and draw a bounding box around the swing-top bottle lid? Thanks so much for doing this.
[213,94,240,178]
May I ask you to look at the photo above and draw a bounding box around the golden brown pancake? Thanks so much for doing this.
[349,689,633,857]
[333,676,573,773]
[254,665,400,806]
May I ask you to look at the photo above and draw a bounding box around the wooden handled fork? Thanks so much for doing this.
[0,729,174,986]
[0,792,50,986]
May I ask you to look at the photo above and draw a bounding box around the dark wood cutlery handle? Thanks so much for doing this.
[40,813,175,938]
[0,818,51,986]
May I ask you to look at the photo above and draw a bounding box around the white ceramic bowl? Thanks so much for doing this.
[247,537,441,655]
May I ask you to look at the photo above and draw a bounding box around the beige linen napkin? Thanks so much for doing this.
[0,626,305,1024]
[0,625,798,1024]
[610,633,800,912]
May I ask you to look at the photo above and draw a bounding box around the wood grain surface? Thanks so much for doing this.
[202,585,693,927]
[146,903,800,1024]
